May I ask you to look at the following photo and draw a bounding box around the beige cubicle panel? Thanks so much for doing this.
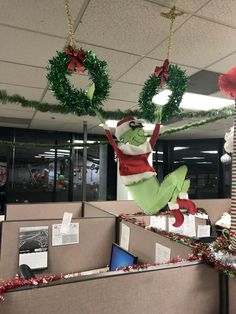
[193,198,230,224]
[83,202,114,218]
[88,200,141,216]
[229,277,236,314]
[121,221,193,263]
[6,202,83,221]
[1,263,218,314]
[0,217,116,280]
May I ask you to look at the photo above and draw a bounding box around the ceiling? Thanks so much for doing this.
[0,0,235,139]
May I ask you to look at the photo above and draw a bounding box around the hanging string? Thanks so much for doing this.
[160,2,184,62]
[64,0,77,49]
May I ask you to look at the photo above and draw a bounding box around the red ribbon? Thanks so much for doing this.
[154,59,170,86]
[66,46,86,73]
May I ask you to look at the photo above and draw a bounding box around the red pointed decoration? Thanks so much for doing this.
[154,59,170,86]
[66,46,86,73]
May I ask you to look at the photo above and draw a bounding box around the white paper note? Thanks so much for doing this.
[52,223,79,246]
[168,217,184,234]
[0,215,5,222]
[60,212,73,234]
[155,243,171,264]
[150,216,166,230]
[197,225,211,238]
[183,215,196,237]
[120,223,130,251]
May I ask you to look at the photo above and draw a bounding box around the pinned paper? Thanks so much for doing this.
[183,215,196,237]
[197,225,211,238]
[150,216,166,230]
[52,223,79,246]
[155,243,171,264]
[120,223,130,251]
[60,212,73,234]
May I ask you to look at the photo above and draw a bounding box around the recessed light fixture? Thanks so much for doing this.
[174,147,189,151]
[201,150,218,154]
[182,157,205,160]
[152,90,234,111]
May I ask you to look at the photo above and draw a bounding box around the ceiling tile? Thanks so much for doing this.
[148,16,236,68]
[80,44,140,80]
[76,0,187,55]
[103,99,136,111]
[148,0,210,12]
[119,58,198,85]
[110,82,142,103]
[0,83,43,101]
[197,0,236,28]
[0,62,47,88]
[207,52,236,74]
[0,26,65,67]
[0,0,84,37]
[0,108,34,119]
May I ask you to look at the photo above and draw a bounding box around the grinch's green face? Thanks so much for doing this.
[120,127,146,146]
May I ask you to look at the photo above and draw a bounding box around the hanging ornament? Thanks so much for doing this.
[138,5,188,123]
[220,153,231,164]
[47,0,111,116]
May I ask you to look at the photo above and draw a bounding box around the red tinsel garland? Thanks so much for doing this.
[0,274,64,301]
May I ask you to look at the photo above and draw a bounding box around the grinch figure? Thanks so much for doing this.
[87,84,196,227]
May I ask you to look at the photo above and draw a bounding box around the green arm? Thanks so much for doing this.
[87,83,106,124]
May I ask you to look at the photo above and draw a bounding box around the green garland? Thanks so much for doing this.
[0,89,233,123]
[138,64,188,123]
[47,48,110,115]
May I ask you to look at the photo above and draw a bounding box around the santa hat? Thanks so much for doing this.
[115,116,143,139]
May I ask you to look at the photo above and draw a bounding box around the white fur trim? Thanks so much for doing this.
[122,172,156,186]
[119,141,152,156]
[101,123,109,130]
[168,202,179,210]
[115,119,143,139]
[178,193,189,199]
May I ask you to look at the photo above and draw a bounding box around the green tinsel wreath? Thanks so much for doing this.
[138,64,188,123]
[47,47,110,116]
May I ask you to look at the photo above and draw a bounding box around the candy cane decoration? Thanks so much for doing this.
[219,67,236,248]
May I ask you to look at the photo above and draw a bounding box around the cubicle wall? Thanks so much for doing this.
[89,200,140,217]
[193,198,231,223]
[83,202,114,218]
[6,202,83,221]
[1,263,219,314]
[0,217,116,280]
[121,220,193,262]
[90,199,231,224]
[229,277,236,314]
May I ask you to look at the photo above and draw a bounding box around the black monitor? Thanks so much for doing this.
[109,243,138,271]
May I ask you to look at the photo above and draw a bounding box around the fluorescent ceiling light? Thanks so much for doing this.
[74,146,84,150]
[152,90,234,111]
[201,150,218,154]
[72,140,95,144]
[182,157,205,160]
[44,152,70,155]
[50,149,70,153]
[196,162,213,164]
[174,147,189,151]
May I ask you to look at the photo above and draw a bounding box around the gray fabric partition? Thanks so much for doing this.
[6,202,83,221]
[88,200,140,216]
[0,217,116,280]
[1,263,218,314]
[121,221,193,262]
[229,277,236,314]
[83,202,114,218]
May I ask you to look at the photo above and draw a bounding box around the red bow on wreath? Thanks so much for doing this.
[66,46,86,73]
[154,59,170,86]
